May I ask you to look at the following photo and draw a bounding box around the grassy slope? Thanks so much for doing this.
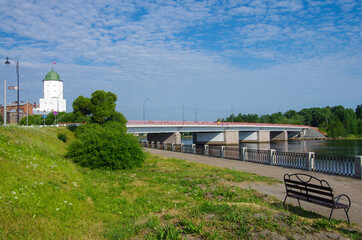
[0,126,361,239]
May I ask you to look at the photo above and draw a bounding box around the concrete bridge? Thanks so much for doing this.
[127,121,309,145]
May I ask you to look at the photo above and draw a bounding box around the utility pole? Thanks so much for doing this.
[3,80,6,126]
[5,57,20,124]
[182,101,184,124]
[143,98,150,121]
[195,104,200,122]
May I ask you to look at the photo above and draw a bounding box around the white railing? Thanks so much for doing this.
[141,141,362,179]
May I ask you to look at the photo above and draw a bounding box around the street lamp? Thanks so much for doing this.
[195,103,200,122]
[143,98,150,121]
[5,57,20,124]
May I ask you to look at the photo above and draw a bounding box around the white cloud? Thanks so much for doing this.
[0,0,360,120]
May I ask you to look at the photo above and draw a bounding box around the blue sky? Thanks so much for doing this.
[0,0,361,121]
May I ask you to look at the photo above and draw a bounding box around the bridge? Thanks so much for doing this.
[127,120,309,145]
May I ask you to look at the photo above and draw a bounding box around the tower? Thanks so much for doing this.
[37,68,66,112]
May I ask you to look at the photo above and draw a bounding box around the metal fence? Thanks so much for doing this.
[224,147,239,160]
[209,146,221,157]
[247,149,269,164]
[274,151,305,169]
[314,154,355,177]
[141,141,362,179]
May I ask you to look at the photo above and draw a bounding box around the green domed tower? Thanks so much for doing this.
[37,68,66,113]
[43,68,61,81]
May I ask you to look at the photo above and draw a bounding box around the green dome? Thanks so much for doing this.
[44,68,60,81]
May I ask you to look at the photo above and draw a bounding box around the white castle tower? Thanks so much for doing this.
[37,68,66,112]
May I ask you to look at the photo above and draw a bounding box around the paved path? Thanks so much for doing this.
[145,148,362,226]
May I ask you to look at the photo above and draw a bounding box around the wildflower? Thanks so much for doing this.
[12,191,16,194]
[14,197,18,199]
[64,201,68,204]
[56,208,59,211]
[69,203,73,206]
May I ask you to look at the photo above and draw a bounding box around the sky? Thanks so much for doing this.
[0,0,361,121]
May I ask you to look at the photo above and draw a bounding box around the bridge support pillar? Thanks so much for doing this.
[224,130,239,145]
[257,131,270,143]
[270,131,288,141]
[147,132,181,144]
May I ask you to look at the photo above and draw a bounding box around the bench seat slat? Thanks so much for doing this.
[287,189,334,205]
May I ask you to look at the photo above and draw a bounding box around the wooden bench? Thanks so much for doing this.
[283,173,351,222]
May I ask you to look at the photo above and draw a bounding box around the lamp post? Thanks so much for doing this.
[5,57,20,124]
[195,103,200,122]
[143,98,150,121]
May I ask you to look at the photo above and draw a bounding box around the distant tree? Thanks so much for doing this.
[358,119,362,135]
[328,116,346,137]
[20,115,43,125]
[58,112,76,123]
[343,108,358,135]
[356,104,362,119]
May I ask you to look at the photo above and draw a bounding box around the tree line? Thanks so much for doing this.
[217,105,362,138]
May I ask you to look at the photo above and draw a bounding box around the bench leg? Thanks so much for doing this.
[297,199,301,207]
[329,207,335,221]
[344,208,350,223]
[283,195,288,209]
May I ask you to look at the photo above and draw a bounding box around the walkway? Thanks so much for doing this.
[145,148,362,226]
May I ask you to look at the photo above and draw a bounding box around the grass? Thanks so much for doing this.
[0,126,361,239]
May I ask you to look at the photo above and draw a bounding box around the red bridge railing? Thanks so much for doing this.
[127,120,309,128]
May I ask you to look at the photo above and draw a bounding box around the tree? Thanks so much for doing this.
[343,108,358,135]
[328,116,346,137]
[356,104,362,119]
[73,95,91,117]
[90,90,118,124]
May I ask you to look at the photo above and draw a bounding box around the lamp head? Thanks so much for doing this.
[5,57,10,65]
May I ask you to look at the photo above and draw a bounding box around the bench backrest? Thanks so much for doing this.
[284,173,334,206]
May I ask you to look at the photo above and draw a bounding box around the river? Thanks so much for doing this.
[180,138,362,157]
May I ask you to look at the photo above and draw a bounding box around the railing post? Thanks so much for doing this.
[220,146,225,158]
[157,141,160,149]
[192,144,196,154]
[240,147,248,161]
[204,145,209,156]
[354,156,362,179]
[181,143,184,153]
[172,143,175,151]
[269,149,276,165]
[151,141,154,148]
[146,141,149,148]
[305,152,315,171]
[164,143,167,150]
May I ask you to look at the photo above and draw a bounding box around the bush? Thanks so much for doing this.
[66,122,144,170]
[58,133,67,142]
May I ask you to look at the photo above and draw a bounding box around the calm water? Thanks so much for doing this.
[180,138,362,157]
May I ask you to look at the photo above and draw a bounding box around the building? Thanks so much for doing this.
[0,102,34,116]
[35,68,66,113]
[5,109,27,124]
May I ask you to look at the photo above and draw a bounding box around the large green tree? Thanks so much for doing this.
[73,95,91,117]
[72,90,126,125]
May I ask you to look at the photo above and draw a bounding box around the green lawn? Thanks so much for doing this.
[0,126,360,239]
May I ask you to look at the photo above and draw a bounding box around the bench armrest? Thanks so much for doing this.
[334,194,351,209]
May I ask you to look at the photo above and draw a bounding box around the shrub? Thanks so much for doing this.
[66,122,144,170]
[58,133,67,142]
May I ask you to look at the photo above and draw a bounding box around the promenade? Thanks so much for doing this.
[145,148,362,226]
